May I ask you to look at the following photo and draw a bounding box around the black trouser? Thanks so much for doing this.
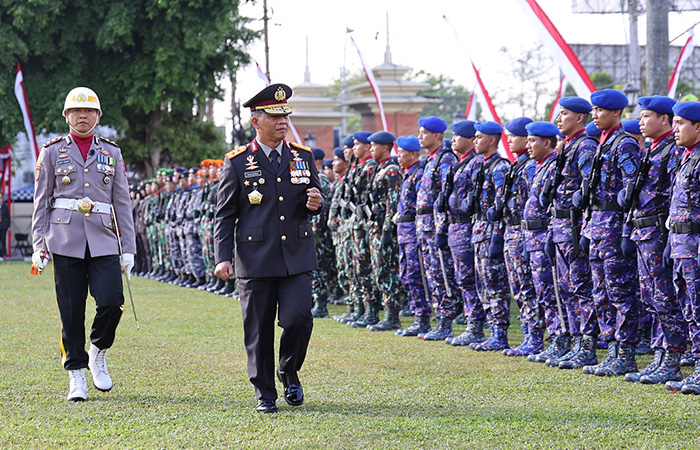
[238,272,314,401]
[0,228,7,256]
[53,248,124,370]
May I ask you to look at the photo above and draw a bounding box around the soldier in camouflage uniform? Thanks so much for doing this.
[573,89,641,377]
[442,121,486,346]
[487,118,540,356]
[547,97,599,370]
[156,169,174,282]
[327,147,349,304]
[311,148,334,318]
[182,167,206,288]
[617,96,686,385]
[465,122,511,351]
[346,131,380,328]
[363,131,405,331]
[521,122,570,364]
[414,116,459,341]
[664,101,700,394]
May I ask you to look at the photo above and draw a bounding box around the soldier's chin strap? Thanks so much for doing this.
[69,116,100,138]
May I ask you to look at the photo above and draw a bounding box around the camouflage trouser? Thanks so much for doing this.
[528,247,564,336]
[555,238,595,337]
[673,257,700,358]
[159,222,171,272]
[352,221,378,306]
[417,215,459,319]
[342,221,360,304]
[589,237,639,344]
[504,232,536,328]
[312,226,336,302]
[185,230,206,278]
[199,217,213,276]
[473,239,510,326]
[634,237,686,352]
[398,234,430,316]
[168,224,183,274]
[331,226,349,296]
[448,223,484,321]
[369,227,404,308]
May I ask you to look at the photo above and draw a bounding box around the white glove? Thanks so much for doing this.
[120,253,135,280]
[32,250,49,274]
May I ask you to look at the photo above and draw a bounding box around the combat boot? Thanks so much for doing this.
[350,302,379,328]
[343,299,365,325]
[509,328,545,357]
[635,328,653,355]
[473,325,509,351]
[680,361,700,395]
[207,277,224,293]
[396,315,431,337]
[640,351,683,385]
[399,303,413,317]
[583,340,618,375]
[420,317,454,341]
[528,334,569,363]
[218,279,236,296]
[88,344,112,391]
[625,348,664,383]
[681,352,695,367]
[67,368,87,402]
[447,319,486,347]
[368,306,401,331]
[454,313,467,325]
[199,276,215,291]
[190,276,206,288]
[595,342,636,376]
[503,325,527,356]
[547,334,578,366]
[311,301,329,319]
[560,335,598,370]
[471,323,495,350]
[333,304,355,323]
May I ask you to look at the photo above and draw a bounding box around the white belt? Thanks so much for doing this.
[53,197,112,215]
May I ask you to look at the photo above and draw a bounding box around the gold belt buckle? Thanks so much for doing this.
[77,197,95,214]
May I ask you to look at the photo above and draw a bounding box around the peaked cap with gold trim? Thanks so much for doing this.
[243,83,293,116]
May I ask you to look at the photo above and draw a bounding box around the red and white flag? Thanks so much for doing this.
[252,59,302,144]
[549,73,568,123]
[465,90,477,121]
[518,0,595,100]
[349,34,389,131]
[14,63,40,168]
[669,30,695,99]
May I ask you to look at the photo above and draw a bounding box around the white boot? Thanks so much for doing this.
[88,344,113,391]
[67,369,87,401]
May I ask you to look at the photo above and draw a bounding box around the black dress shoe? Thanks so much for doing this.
[277,369,304,406]
[255,399,278,413]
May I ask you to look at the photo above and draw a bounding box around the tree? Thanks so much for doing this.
[0,0,258,177]
[412,72,471,125]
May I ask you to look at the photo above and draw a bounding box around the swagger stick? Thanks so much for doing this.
[111,205,140,329]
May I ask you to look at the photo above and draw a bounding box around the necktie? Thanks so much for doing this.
[270,150,280,172]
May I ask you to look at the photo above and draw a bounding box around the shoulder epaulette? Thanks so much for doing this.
[225,145,248,159]
[43,136,65,148]
[99,137,120,148]
[290,142,312,152]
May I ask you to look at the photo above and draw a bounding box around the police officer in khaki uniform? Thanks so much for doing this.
[32,87,136,401]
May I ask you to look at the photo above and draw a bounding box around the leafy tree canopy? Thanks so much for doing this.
[0,0,258,176]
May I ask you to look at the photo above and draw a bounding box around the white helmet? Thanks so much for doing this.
[62,87,101,116]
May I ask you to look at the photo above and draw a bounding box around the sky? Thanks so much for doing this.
[213,0,700,138]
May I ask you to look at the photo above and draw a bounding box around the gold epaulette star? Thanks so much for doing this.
[225,145,249,159]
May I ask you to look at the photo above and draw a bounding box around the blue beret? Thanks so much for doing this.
[474,121,504,135]
[591,89,628,110]
[505,117,534,136]
[638,95,676,115]
[189,167,200,174]
[175,167,188,175]
[312,147,326,160]
[322,159,333,169]
[585,122,602,137]
[396,135,421,151]
[558,96,592,113]
[525,121,560,137]
[341,134,355,147]
[451,120,477,137]
[333,147,345,160]
[368,131,396,145]
[621,119,641,135]
[418,116,447,133]
[354,131,372,144]
[672,101,700,122]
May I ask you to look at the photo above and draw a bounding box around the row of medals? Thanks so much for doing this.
[247,168,311,205]
[58,164,112,185]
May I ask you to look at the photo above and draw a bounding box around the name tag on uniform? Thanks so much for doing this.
[57,159,72,165]
[245,170,262,178]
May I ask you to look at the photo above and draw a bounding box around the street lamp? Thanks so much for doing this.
[452,107,464,124]
[624,82,640,117]
[304,132,317,148]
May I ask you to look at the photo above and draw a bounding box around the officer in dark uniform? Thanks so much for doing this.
[214,84,323,413]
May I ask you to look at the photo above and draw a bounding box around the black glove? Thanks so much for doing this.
[617,187,630,209]
[489,233,504,258]
[544,233,556,265]
[572,189,586,209]
[435,193,446,213]
[521,241,530,263]
[381,230,393,247]
[579,235,590,255]
[664,242,673,269]
[436,233,449,250]
[621,237,636,259]
[539,191,551,210]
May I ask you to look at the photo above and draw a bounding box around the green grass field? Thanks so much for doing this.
[1,261,698,449]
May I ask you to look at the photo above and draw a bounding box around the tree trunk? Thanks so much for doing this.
[646,0,669,95]
[145,107,162,178]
